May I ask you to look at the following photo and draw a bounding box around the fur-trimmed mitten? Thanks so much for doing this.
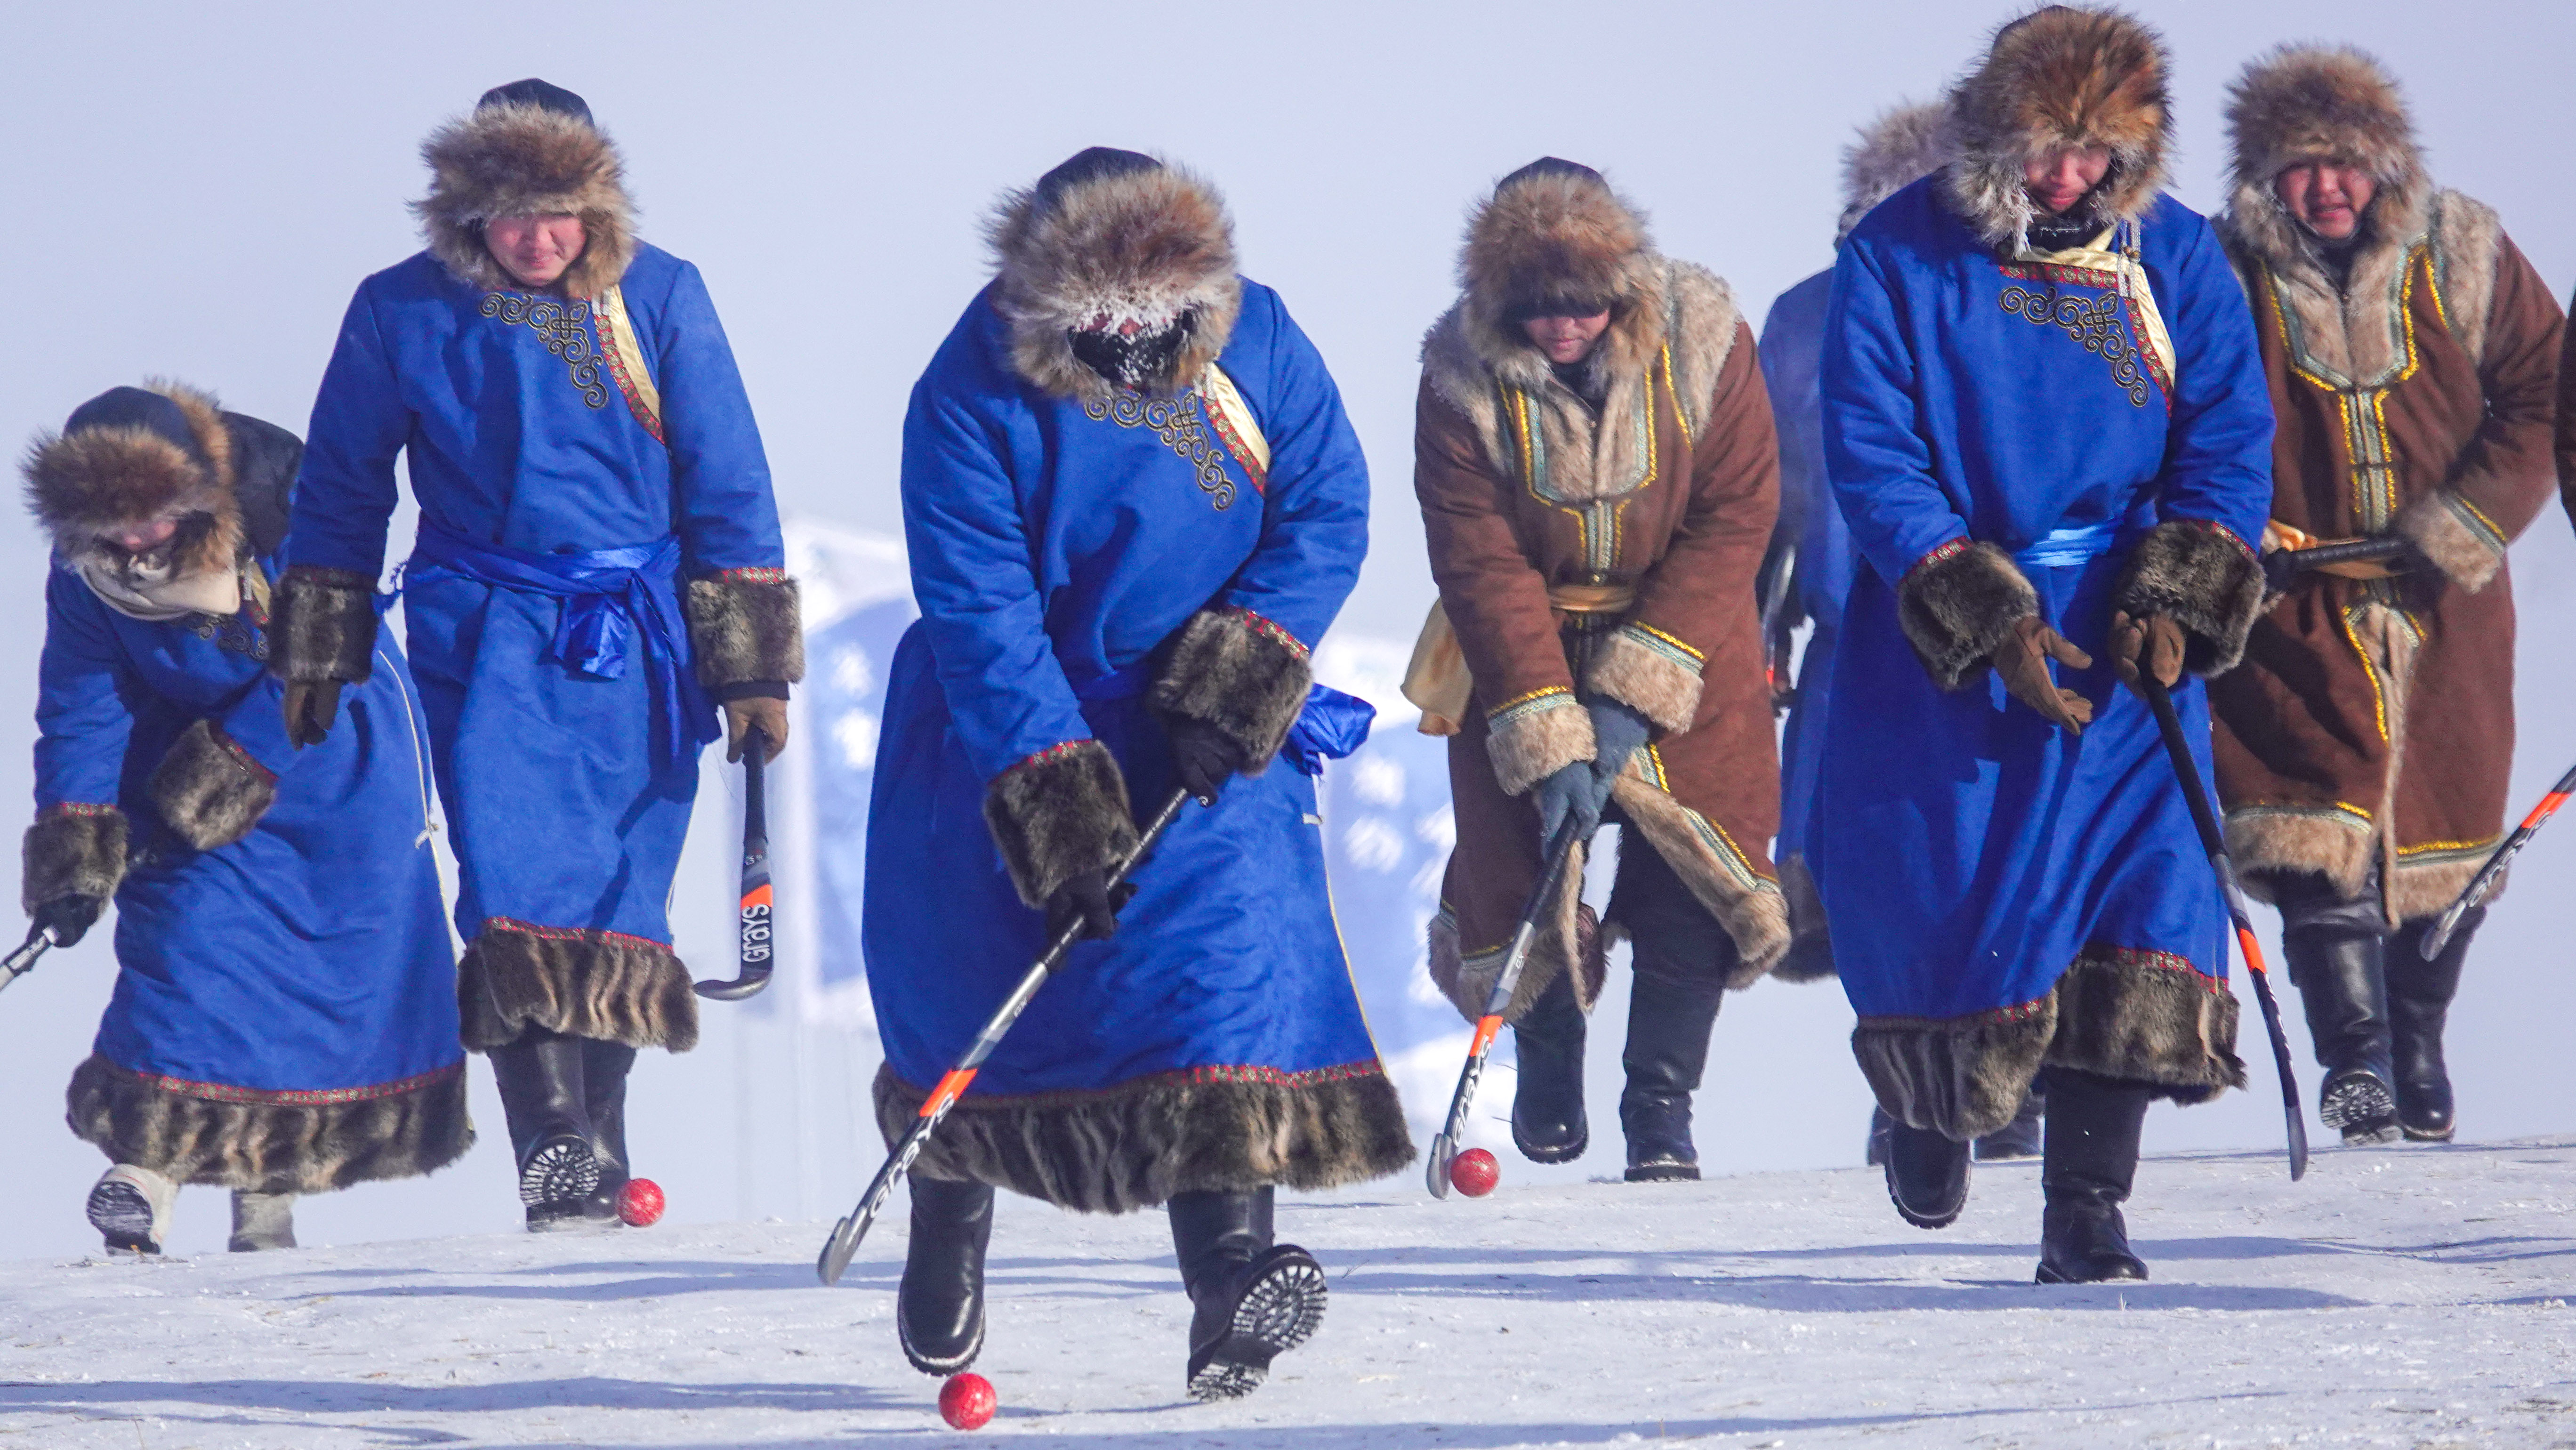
[982,741,1141,910]
[272,566,378,686]
[1147,607,1312,788]
[2111,519,2265,675]
[150,719,278,852]
[1894,541,2037,689]
[685,571,806,692]
[21,806,127,926]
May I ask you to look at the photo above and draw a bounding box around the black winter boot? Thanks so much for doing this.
[2035,1067,2150,1284]
[1865,1107,1892,1168]
[1975,1081,2046,1161]
[580,1039,639,1224]
[1619,968,1723,1182]
[1883,1120,1972,1229]
[1510,971,1588,1164]
[2388,908,2478,1142]
[1169,1188,1326,1402]
[898,1176,993,1375]
[2283,927,2400,1145]
[487,1030,601,1231]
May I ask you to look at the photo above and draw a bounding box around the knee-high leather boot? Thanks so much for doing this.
[486,1030,600,1230]
[2388,906,2479,1142]
[2276,875,2400,1145]
[1169,1187,1325,1403]
[1510,969,1588,1164]
[898,1175,994,1375]
[1619,967,1722,1182]
[581,1039,640,1222]
[2035,1067,2151,1284]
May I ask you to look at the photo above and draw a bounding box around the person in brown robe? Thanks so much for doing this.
[1410,158,1788,1182]
[2210,45,2565,1145]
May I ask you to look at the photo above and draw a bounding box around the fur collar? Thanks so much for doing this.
[985,162,1241,403]
[22,382,242,577]
[1940,5,2172,255]
[1839,102,1956,243]
[412,102,637,300]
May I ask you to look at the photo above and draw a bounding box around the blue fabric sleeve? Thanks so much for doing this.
[1219,288,1369,646]
[215,669,300,780]
[655,262,786,572]
[285,282,411,578]
[33,569,137,811]
[2148,213,2275,546]
[1822,238,1970,584]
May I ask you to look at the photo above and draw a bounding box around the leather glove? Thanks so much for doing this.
[1991,615,2094,733]
[1531,758,1606,847]
[723,697,790,764]
[33,895,103,949]
[282,681,343,749]
[2107,611,2187,695]
[1167,716,1251,806]
[1586,698,1653,799]
[1044,869,1135,942]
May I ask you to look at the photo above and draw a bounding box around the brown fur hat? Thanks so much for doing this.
[1838,102,1956,242]
[1941,5,2173,254]
[1453,160,1664,387]
[2222,45,2427,261]
[413,96,636,299]
[987,150,1241,403]
[22,382,242,576]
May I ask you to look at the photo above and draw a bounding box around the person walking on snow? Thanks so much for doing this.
[22,383,467,1256]
[271,80,801,1231]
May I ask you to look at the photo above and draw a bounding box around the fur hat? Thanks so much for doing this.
[1941,5,2173,254]
[22,383,242,576]
[1838,102,1956,242]
[2222,45,2428,260]
[412,80,636,299]
[985,149,1241,402]
[1461,159,1656,328]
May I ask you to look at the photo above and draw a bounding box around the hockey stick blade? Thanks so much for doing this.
[2420,760,2576,960]
[696,732,776,1001]
[1425,822,1582,1201]
[2243,951,2309,1181]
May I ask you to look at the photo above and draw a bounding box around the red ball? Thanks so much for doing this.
[1449,1147,1500,1198]
[940,1372,997,1430]
[618,1178,666,1227]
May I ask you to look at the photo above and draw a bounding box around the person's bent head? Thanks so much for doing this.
[2224,45,2422,253]
[416,78,635,299]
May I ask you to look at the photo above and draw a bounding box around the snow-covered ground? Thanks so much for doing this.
[5,1138,2570,1448]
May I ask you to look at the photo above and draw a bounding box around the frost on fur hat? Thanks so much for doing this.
[412,77,636,298]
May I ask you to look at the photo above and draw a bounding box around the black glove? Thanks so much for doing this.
[1044,870,1136,942]
[33,895,103,949]
[1530,759,1605,847]
[1167,717,1250,806]
[283,680,344,749]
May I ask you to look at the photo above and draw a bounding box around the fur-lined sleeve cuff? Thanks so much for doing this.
[271,566,378,685]
[1147,607,1312,771]
[1586,623,1704,733]
[2113,519,2265,676]
[1485,688,1595,797]
[685,571,806,690]
[1896,541,2037,690]
[148,720,278,853]
[2394,491,2508,593]
[22,805,127,912]
[982,741,1141,909]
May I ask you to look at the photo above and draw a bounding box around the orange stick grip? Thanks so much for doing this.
[1469,1016,1503,1057]
[920,1067,978,1118]
[2519,791,2569,831]
[2234,925,2271,978]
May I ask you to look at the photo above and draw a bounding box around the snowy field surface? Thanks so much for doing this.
[2,1140,2571,1449]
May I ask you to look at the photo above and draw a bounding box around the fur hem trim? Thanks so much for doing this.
[22,382,242,576]
[1148,607,1312,770]
[1606,774,1790,986]
[684,574,805,687]
[271,566,378,685]
[1839,101,1956,242]
[1484,692,1594,798]
[2042,949,2246,1101]
[2393,491,2505,593]
[1772,853,1838,983]
[67,1054,474,1193]
[2114,519,2265,675]
[2226,806,2376,902]
[1853,998,2056,1140]
[148,720,277,852]
[874,1060,1415,1214]
[413,102,636,300]
[1941,6,2173,255]
[22,806,127,912]
[986,161,1240,403]
[1426,880,1603,1024]
[1586,625,1703,734]
[457,918,697,1053]
[982,741,1139,909]
[1896,541,2037,690]
[2388,849,2492,924]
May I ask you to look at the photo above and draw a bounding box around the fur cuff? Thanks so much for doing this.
[1426,868,1603,1024]
[1896,542,2036,690]
[67,1054,474,1193]
[1484,689,1594,797]
[1149,607,1312,770]
[684,572,806,689]
[272,567,378,685]
[2043,949,2246,1102]
[982,741,1139,909]
[875,1059,1416,1214]
[456,918,699,1052]
[1854,998,2056,1140]
[149,720,276,852]
[2113,520,2265,675]
[2393,492,2507,593]
[1586,624,1704,733]
[22,806,127,912]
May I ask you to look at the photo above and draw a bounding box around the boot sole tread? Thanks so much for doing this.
[86,1181,161,1255]
[2317,1075,2398,1134]
[1188,1251,1327,1402]
[519,1139,603,1210]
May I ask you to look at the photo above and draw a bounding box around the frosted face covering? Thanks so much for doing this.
[1069,311,1195,390]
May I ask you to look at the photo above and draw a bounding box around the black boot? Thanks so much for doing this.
[486,1030,601,1231]
[1169,1188,1326,1402]
[2388,908,2477,1142]
[1883,1119,1972,1229]
[1865,1107,1892,1168]
[897,1176,993,1375]
[2035,1067,2150,1284]
[1510,970,1588,1164]
[1975,1080,2046,1161]
[2280,902,2400,1144]
[1618,968,1722,1182]
[581,1040,639,1224]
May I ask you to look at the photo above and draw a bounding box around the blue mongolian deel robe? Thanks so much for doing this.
[284,242,788,1053]
[1817,176,2275,1136]
[865,263,1415,1213]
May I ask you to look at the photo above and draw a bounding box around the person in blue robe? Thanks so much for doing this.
[865,149,1412,1402]
[1818,8,2273,1284]
[20,384,466,1257]
[271,80,802,1231]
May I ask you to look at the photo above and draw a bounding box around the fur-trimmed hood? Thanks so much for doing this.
[1941,5,2173,255]
[986,150,1242,403]
[1441,159,1666,397]
[1839,102,1956,243]
[2219,45,2429,272]
[22,383,242,578]
[412,95,637,300]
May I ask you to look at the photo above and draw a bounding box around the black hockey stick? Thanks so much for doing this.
[1425,819,1585,1200]
[2139,674,2308,1182]
[0,923,52,997]
[2420,756,2576,960]
[818,788,1192,1285]
[695,729,774,1001]
[2262,537,2409,593]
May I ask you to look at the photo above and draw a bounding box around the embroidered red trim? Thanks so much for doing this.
[1901,537,1972,585]
[595,314,665,443]
[2084,942,2229,992]
[211,724,277,785]
[902,1058,1392,1108]
[1223,607,1309,660]
[42,802,119,819]
[1199,394,1269,497]
[479,916,676,957]
[711,567,789,584]
[2175,517,2257,562]
[1000,740,1098,778]
[120,1058,464,1108]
